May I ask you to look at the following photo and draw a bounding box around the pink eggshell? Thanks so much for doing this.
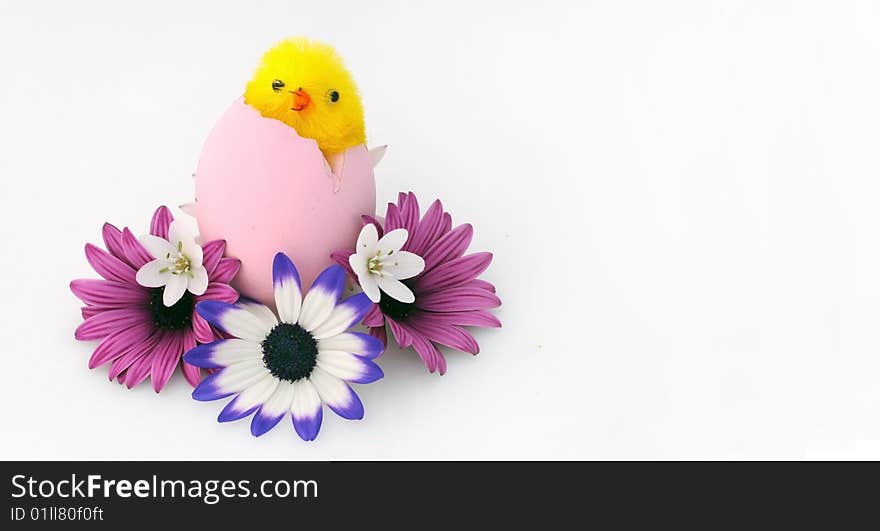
[194,97,375,307]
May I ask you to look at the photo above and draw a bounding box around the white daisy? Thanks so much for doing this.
[136,220,209,306]
[186,253,384,441]
[349,223,425,303]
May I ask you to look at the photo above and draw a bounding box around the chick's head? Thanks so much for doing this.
[244,37,366,156]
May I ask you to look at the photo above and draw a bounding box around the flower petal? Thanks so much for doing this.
[369,324,387,347]
[420,309,502,328]
[376,276,415,303]
[382,251,425,280]
[414,252,493,293]
[235,297,279,331]
[421,223,474,274]
[331,249,356,278]
[163,274,188,307]
[386,317,413,348]
[121,228,153,268]
[362,304,384,327]
[188,266,209,296]
[290,380,323,441]
[136,259,171,288]
[416,286,502,312]
[201,239,226,276]
[361,215,384,238]
[196,301,273,342]
[251,381,297,436]
[405,199,445,256]
[356,223,379,257]
[357,272,381,303]
[218,373,278,422]
[398,192,420,234]
[75,308,151,341]
[150,206,173,239]
[139,235,176,261]
[70,279,148,307]
[309,367,364,420]
[198,282,238,304]
[311,293,373,340]
[410,330,447,375]
[192,359,269,401]
[151,331,184,392]
[377,228,408,254]
[298,265,345,331]
[192,312,216,343]
[272,253,302,325]
[101,223,127,264]
[180,328,201,387]
[316,350,384,384]
[87,321,154,369]
[85,244,137,284]
[184,338,263,369]
[211,257,241,283]
[406,317,480,354]
[318,332,385,360]
[108,331,162,381]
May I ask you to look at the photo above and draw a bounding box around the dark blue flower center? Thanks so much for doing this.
[148,288,194,330]
[378,280,417,320]
[261,323,318,382]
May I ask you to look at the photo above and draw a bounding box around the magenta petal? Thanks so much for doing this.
[121,228,153,268]
[201,240,226,276]
[399,192,420,232]
[181,329,201,387]
[124,331,168,389]
[150,331,184,392]
[330,249,356,278]
[150,206,173,239]
[70,279,148,307]
[466,279,497,293]
[362,304,385,327]
[415,252,492,293]
[81,306,102,319]
[102,223,128,264]
[421,224,474,274]
[199,282,239,304]
[369,324,387,347]
[421,309,502,328]
[211,258,241,283]
[407,316,479,354]
[361,215,385,238]
[191,312,216,344]
[407,330,446,375]
[384,203,403,232]
[88,321,154,369]
[75,308,150,341]
[386,317,413,348]
[417,287,501,312]
[405,199,444,256]
[84,244,137,284]
[108,331,162,381]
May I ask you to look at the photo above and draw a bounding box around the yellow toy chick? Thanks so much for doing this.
[244,37,366,158]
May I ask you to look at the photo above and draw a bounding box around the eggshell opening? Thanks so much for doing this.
[194,97,376,307]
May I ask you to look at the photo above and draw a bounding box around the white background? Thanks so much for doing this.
[1,0,879,460]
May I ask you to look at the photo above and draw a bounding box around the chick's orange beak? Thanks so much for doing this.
[290,89,311,112]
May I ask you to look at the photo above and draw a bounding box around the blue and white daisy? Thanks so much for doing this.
[185,253,384,441]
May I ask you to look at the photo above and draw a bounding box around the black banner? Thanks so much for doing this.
[1,461,876,527]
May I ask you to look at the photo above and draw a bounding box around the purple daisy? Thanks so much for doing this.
[70,206,241,391]
[185,253,383,441]
[332,192,502,375]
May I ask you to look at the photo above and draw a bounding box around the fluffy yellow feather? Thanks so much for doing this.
[244,37,366,157]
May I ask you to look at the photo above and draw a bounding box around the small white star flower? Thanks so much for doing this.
[349,224,425,304]
[135,220,209,306]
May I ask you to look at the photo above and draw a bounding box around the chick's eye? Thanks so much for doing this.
[328,90,340,103]
[271,79,285,92]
